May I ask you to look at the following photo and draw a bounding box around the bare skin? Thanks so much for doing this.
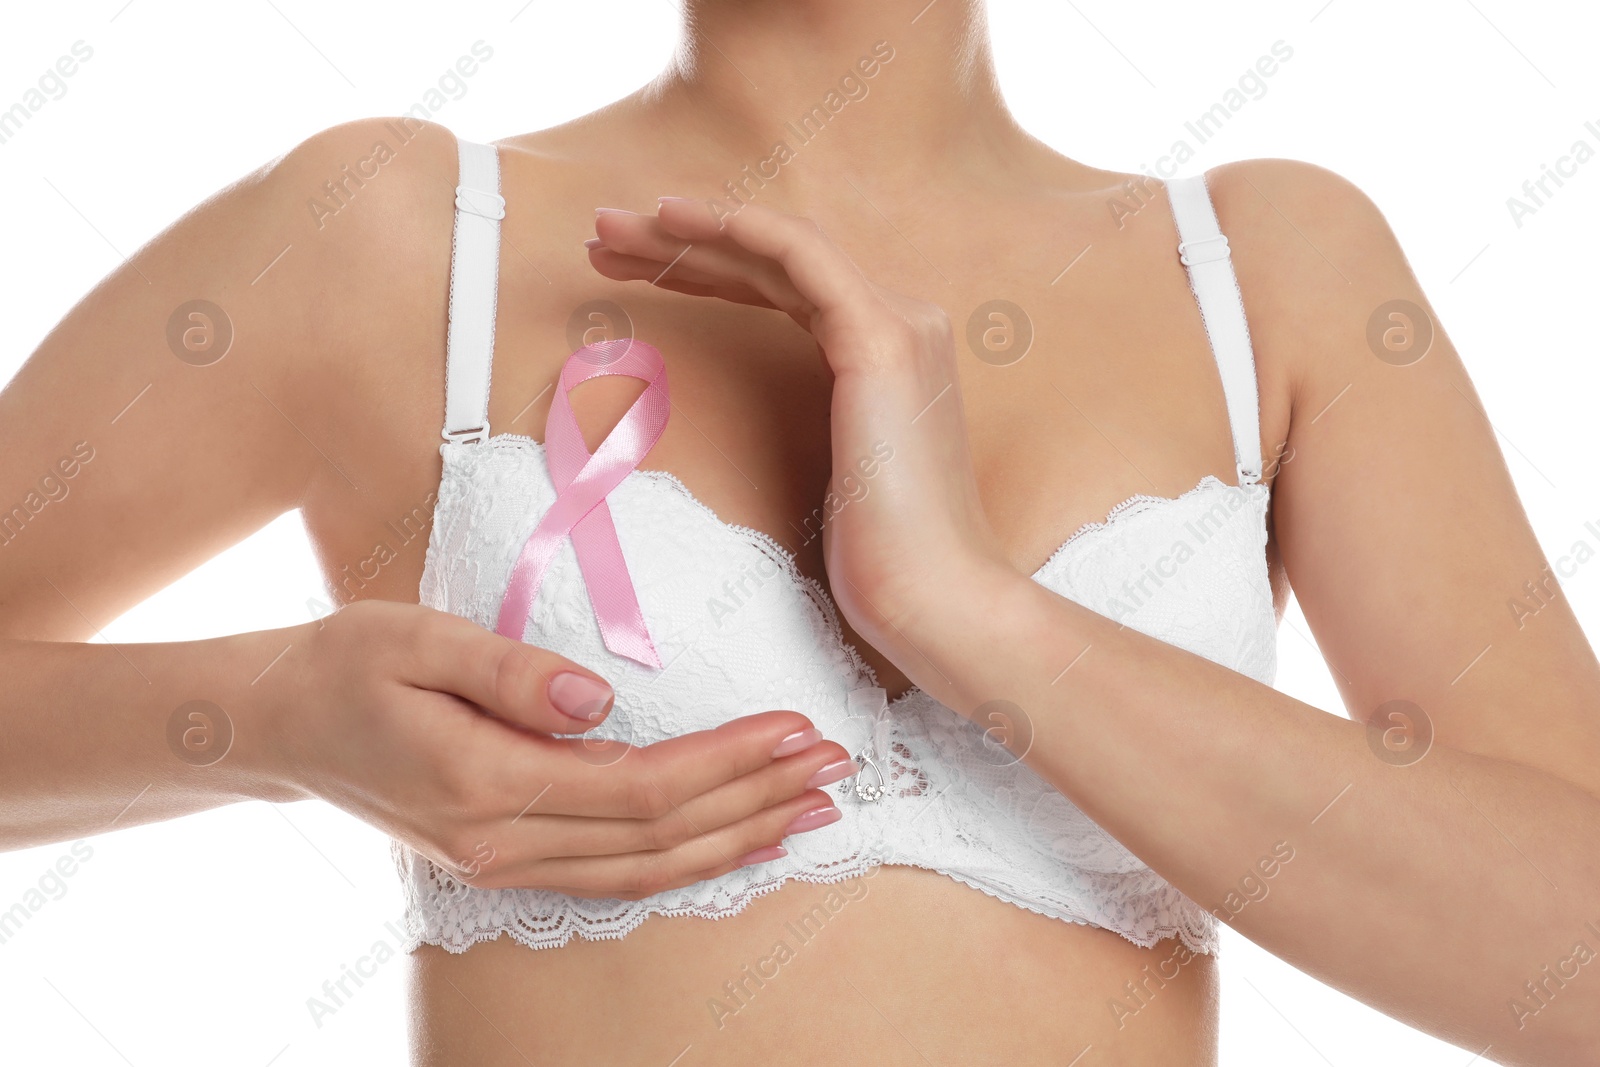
[8,1,1595,1065]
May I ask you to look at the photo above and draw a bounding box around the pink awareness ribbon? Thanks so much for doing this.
[494,338,670,669]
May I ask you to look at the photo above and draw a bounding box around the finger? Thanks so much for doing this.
[508,857,739,895]
[556,857,742,902]
[517,788,844,897]
[408,690,838,829]
[589,214,808,317]
[398,607,617,733]
[585,244,779,309]
[651,276,776,308]
[655,198,879,329]
[499,738,855,859]
[476,708,834,820]
[637,739,854,853]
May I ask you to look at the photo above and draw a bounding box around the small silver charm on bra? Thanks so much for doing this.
[850,751,887,802]
[844,686,890,803]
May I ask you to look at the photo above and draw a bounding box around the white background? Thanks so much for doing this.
[2,1,1596,1064]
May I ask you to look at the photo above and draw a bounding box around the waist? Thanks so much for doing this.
[407,864,1219,1065]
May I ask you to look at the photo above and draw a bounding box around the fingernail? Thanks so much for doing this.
[771,727,822,759]
[656,196,696,204]
[735,844,787,867]
[582,237,603,249]
[804,759,858,790]
[547,671,613,721]
[783,805,841,836]
[595,206,635,215]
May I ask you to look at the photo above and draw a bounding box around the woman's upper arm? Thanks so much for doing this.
[1213,157,1600,799]
[0,117,455,640]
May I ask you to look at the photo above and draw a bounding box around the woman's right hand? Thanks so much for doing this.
[257,598,856,900]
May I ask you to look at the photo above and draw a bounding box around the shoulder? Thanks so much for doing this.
[261,116,463,230]
[1200,157,1401,273]
[1198,157,1413,312]
[222,118,474,429]
[251,116,464,305]
[1194,158,1426,403]
[14,115,478,463]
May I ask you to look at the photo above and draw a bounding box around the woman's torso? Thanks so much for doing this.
[297,116,1293,1063]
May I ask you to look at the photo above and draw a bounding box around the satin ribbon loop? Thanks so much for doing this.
[495,338,670,669]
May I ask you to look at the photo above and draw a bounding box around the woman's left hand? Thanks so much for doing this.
[586,198,1011,667]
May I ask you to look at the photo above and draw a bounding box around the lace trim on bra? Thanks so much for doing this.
[1039,472,1255,573]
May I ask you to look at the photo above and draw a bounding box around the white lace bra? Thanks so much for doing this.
[393,134,1279,958]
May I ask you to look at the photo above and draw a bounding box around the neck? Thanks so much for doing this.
[624,0,1043,203]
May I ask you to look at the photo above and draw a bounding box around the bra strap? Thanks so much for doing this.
[442,136,505,445]
[1167,173,1263,486]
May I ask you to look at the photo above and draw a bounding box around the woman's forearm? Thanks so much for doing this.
[909,562,1600,1061]
[0,627,308,851]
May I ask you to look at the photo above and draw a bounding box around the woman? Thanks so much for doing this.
[3,0,1598,1063]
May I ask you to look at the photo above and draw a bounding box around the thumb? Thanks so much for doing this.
[405,609,616,733]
